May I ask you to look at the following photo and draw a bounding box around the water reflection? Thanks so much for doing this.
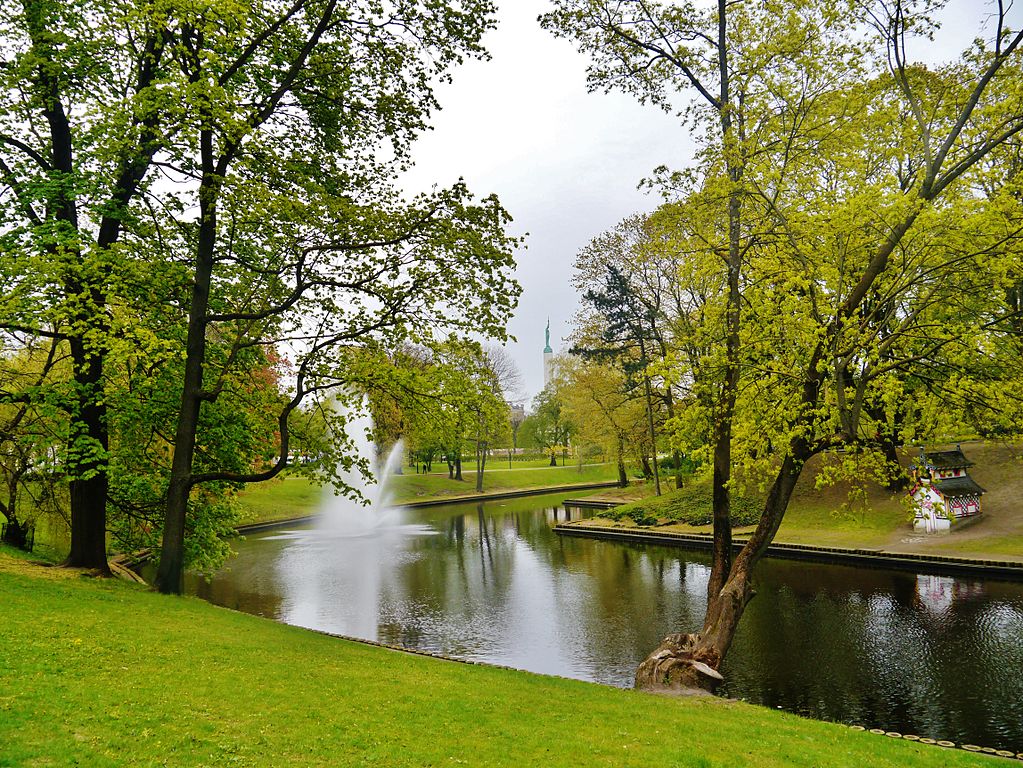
[188,493,1023,751]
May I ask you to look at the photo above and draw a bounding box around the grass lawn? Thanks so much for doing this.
[236,463,621,524]
[0,549,988,768]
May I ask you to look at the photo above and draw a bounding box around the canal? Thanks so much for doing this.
[185,492,1023,752]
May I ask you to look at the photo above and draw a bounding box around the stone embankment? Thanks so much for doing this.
[554,519,1023,581]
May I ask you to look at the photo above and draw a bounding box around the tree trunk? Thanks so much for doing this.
[641,370,662,496]
[155,140,218,595]
[65,340,110,572]
[664,389,684,490]
[616,436,628,487]
[882,438,908,491]
[702,0,744,616]
[636,447,807,692]
[476,442,487,493]
[1,483,29,549]
[454,455,463,481]
[549,452,557,467]
[640,454,652,479]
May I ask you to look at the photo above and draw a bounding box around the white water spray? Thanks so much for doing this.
[317,399,407,535]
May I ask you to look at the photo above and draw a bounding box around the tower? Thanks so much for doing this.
[543,318,554,388]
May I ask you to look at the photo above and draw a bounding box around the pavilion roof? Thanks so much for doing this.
[933,475,986,498]
[922,448,974,469]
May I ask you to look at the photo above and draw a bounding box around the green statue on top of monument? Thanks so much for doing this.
[544,318,553,354]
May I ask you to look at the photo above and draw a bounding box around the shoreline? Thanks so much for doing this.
[554,521,1023,581]
[234,481,621,533]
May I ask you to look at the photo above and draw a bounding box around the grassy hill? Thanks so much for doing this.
[575,441,1023,562]
[0,548,989,768]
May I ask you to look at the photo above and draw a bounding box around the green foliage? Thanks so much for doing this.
[1,0,522,576]
[520,387,574,458]
[605,483,762,528]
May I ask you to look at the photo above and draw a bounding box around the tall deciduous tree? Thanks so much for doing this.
[558,355,644,486]
[148,0,518,593]
[521,387,573,466]
[0,0,181,570]
[548,0,1023,691]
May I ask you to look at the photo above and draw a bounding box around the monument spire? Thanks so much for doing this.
[543,318,554,388]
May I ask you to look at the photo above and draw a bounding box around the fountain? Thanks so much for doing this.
[265,397,433,639]
[316,402,407,535]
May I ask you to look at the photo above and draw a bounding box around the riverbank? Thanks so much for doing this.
[235,462,622,525]
[0,548,992,767]
[563,442,1023,566]
[555,522,1023,579]
[236,482,619,533]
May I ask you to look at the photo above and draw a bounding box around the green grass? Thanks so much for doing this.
[573,443,1023,560]
[0,550,988,768]
[392,463,619,499]
[235,475,325,524]
[236,463,621,524]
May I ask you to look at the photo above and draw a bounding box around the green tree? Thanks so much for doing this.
[0,0,184,570]
[0,336,65,548]
[520,387,574,467]
[558,355,644,486]
[548,0,1023,692]
[147,0,518,592]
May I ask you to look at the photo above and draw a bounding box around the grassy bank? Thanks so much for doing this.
[0,550,987,768]
[236,463,620,524]
[569,442,1023,563]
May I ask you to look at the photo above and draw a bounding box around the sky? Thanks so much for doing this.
[401,0,1017,405]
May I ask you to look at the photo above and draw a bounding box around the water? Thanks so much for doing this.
[188,494,1023,752]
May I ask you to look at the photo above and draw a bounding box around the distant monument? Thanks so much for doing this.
[543,318,554,388]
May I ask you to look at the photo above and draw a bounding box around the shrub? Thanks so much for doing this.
[604,484,761,528]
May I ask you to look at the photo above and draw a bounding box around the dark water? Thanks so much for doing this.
[187,493,1023,751]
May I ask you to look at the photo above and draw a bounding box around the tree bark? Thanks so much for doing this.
[476,442,487,492]
[64,338,110,572]
[706,0,742,605]
[616,436,628,487]
[641,368,662,496]
[636,446,808,691]
[155,132,218,594]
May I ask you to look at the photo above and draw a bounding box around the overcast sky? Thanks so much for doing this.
[401,0,1018,404]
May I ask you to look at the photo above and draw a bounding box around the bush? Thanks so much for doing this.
[604,484,761,528]
[658,454,700,474]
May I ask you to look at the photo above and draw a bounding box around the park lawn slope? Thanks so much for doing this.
[570,442,1023,561]
[0,553,988,768]
[236,463,619,524]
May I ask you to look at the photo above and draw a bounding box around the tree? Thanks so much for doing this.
[520,387,573,466]
[146,0,518,593]
[0,336,65,548]
[574,214,698,489]
[558,355,645,486]
[0,0,184,570]
[548,0,1023,692]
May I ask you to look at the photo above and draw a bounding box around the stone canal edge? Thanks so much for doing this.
[553,521,1023,582]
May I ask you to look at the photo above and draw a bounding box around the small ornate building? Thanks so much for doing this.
[908,446,985,533]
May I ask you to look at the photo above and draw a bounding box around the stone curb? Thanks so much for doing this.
[848,724,1020,760]
[234,481,623,533]
[553,524,1023,581]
